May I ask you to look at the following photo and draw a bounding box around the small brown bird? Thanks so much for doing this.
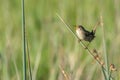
[76,25,95,42]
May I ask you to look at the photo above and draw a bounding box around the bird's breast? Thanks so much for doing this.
[76,29,85,40]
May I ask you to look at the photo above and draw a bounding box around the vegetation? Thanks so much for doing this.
[0,0,119,80]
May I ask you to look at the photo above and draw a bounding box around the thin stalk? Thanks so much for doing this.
[59,65,69,80]
[26,40,32,80]
[21,0,27,80]
[102,66,107,80]
[108,70,112,80]
[100,16,109,80]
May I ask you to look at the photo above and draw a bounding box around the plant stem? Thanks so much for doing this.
[100,16,109,80]
[21,0,27,80]
[27,40,32,80]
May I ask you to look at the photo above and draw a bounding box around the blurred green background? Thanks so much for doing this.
[0,0,120,80]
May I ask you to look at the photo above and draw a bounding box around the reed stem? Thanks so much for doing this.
[21,0,27,79]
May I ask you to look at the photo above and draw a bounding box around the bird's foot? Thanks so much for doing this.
[78,39,81,43]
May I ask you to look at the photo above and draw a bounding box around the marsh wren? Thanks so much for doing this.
[76,25,95,42]
[76,20,100,42]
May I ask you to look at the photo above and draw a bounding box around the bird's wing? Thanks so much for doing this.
[85,31,91,36]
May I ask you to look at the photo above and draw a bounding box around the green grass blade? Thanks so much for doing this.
[100,16,109,80]
[26,40,32,80]
[21,0,27,80]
